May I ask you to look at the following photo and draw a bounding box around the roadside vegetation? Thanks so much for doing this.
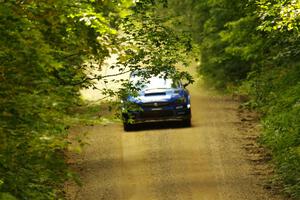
[0,1,126,199]
[166,0,300,198]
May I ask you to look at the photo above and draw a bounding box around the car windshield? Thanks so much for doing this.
[130,75,179,90]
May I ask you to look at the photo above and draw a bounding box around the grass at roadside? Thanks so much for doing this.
[66,101,120,126]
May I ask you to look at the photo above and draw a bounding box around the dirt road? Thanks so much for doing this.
[66,84,283,200]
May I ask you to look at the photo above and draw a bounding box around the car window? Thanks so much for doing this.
[130,75,179,89]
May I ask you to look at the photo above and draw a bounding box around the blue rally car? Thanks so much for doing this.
[122,71,191,131]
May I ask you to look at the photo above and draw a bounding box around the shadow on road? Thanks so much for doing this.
[124,121,192,132]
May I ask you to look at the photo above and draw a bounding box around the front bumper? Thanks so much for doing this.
[123,105,191,124]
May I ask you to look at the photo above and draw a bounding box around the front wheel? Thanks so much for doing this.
[182,118,191,127]
[123,122,134,131]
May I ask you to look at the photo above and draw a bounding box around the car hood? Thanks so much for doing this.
[128,88,184,104]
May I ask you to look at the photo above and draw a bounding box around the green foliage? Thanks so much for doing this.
[257,0,300,32]
[254,66,300,198]
[0,0,130,199]
[168,0,256,89]
[93,2,195,100]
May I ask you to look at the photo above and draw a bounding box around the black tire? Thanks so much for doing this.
[182,118,191,127]
[123,122,134,131]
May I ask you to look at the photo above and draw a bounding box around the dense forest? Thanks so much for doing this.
[0,0,299,199]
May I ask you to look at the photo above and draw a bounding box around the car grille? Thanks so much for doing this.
[140,110,174,118]
[142,102,171,108]
[144,92,166,96]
